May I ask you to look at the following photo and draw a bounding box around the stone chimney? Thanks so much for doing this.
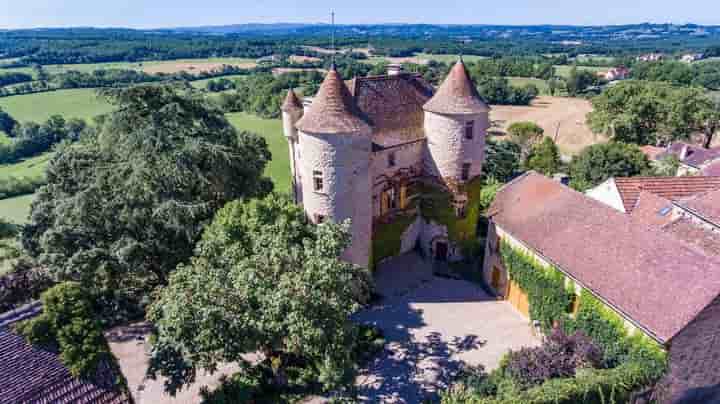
[387,63,404,76]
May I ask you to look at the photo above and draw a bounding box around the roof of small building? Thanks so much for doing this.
[0,303,129,404]
[423,60,490,115]
[662,143,720,168]
[613,176,720,213]
[280,88,303,112]
[701,160,720,176]
[639,145,666,161]
[489,172,720,343]
[295,66,371,134]
[349,73,434,139]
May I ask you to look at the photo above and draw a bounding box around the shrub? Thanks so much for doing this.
[0,258,54,312]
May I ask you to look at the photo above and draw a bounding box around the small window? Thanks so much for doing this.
[315,214,326,224]
[465,121,474,140]
[388,152,396,168]
[313,170,323,192]
[461,163,471,181]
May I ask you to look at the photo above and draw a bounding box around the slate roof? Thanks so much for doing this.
[613,176,720,213]
[0,304,130,404]
[349,73,434,136]
[423,60,490,115]
[295,66,371,134]
[281,88,303,112]
[639,145,666,160]
[663,143,720,168]
[489,172,720,343]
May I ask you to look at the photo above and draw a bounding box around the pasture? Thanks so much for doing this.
[227,112,290,193]
[0,194,34,224]
[554,65,607,79]
[507,77,550,94]
[0,88,114,122]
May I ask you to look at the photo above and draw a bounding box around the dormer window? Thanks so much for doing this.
[465,121,475,140]
[461,163,471,181]
[313,170,324,192]
[388,152,396,168]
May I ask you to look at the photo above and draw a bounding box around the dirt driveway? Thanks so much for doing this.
[354,253,539,403]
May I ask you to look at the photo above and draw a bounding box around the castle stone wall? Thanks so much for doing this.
[370,139,424,217]
[297,130,373,267]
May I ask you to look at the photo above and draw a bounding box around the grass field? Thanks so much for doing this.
[1,57,258,78]
[554,65,607,79]
[190,74,248,89]
[0,194,34,224]
[0,88,114,122]
[0,132,10,145]
[0,153,54,181]
[226,112,290,193]
[507,77,550,94]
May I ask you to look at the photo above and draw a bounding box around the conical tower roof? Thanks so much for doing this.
[281,88,303,112]
[295,66,370,134]
[423,59,490,115]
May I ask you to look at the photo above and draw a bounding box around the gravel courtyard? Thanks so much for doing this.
[354,253,540,403]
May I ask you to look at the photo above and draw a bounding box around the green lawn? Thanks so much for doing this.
[507,77,550,94]
[415,53,488,63]
[554,65,607,79]
[0,153,54,181]
[191,74,248,89]
[226,112,290,193]
[0,194,34,224]
[0,88,114,122]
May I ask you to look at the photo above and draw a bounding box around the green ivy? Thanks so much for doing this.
[499,241,573,330]
[370,213,418,268]
[419,177,485,243]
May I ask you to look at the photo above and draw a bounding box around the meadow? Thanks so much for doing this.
[0,88,114,122]
[554,65,607,78]
[0,194,34,224]
[507,77,550,94]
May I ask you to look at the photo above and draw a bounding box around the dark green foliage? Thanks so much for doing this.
[16,282,114,379]
[0,175,46,199]
[22,85,272,316]
[525,137,562,176]
[632,60,720,90]
[0,258,54,312]
[475,76,538,106]
[0,107,17,133]
[565,66,602,97]
[499,241,573,330]
[0,115,87,164]
[569,142,653,191]
[148,196,372,395]
[483,140,521,183]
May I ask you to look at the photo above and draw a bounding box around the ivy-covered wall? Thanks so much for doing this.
[419,176,484,243]
[370,213,418,268]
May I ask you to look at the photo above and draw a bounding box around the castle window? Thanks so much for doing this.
[313,170,323,192]
[461,163,471,181]
[465,121,475,140]
[388,152,396,168]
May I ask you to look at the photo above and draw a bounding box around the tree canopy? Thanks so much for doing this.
[525,137,562,176]
[507,121,545,162]
[483,139,522,183]
[22,85,272,314]
[569,142,653,191]
[587,80,720,147]
[147,196,372,395]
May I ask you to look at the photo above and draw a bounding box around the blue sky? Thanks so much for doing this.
[1,0,719,29]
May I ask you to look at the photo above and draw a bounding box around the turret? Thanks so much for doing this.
[294,66,373,268]
[281,89,304,203]
[423,59,490,190]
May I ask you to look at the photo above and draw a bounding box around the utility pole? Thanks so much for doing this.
[331,11,336,66]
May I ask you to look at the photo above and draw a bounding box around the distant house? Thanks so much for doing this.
[637,53,666,62]
[603,66,631,81]
[484,172,720,402]
[0,303,131,404]
[681,53,705,63]
[662,143,720,175]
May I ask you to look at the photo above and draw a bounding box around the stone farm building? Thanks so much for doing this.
[281,60,489,268]
[484,172,720,402]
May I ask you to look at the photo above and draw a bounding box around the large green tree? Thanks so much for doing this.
[569,142,653,191]
[526,137,562,176]
[147,196,372,395]
[507,121,545,162]
[23,85,272,308]
[587,80,720,146]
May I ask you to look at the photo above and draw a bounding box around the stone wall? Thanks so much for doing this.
[370,139,425,218]
[661,295,720,403]
[297,130,373,268]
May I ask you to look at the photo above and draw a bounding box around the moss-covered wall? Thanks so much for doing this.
[370,213,418,269]
[418,176,484,243]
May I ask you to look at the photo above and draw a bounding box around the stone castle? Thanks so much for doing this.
[281,60,489,268]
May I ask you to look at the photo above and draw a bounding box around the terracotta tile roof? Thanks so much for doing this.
[663,143,720,168]
[663,217,720,257]
[0,305,130,404]
[350,73,434,138]
[423,60,490,115]
[280,88,303,112]
[295,66,371,135]
[627,191,676,228]
[489,172,720,343]
[679,188,720,225]
[614,176,720,213]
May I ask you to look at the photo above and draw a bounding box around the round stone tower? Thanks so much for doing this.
[281,89,304,203]
[295,65,373,268]
[423,59,490,189]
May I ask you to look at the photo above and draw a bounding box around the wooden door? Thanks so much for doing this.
[507,281,530,318]
[435,242,448,262]
[491,266,501,291]
[381,191,390,215]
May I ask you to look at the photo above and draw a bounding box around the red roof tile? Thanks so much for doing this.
[614,176,720,213]
[280,88,303,112]
[663,143,720,167]
[679,188,720,225]
[423,60,489,115]
[295,66,371,135]
[490,172,720,343]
